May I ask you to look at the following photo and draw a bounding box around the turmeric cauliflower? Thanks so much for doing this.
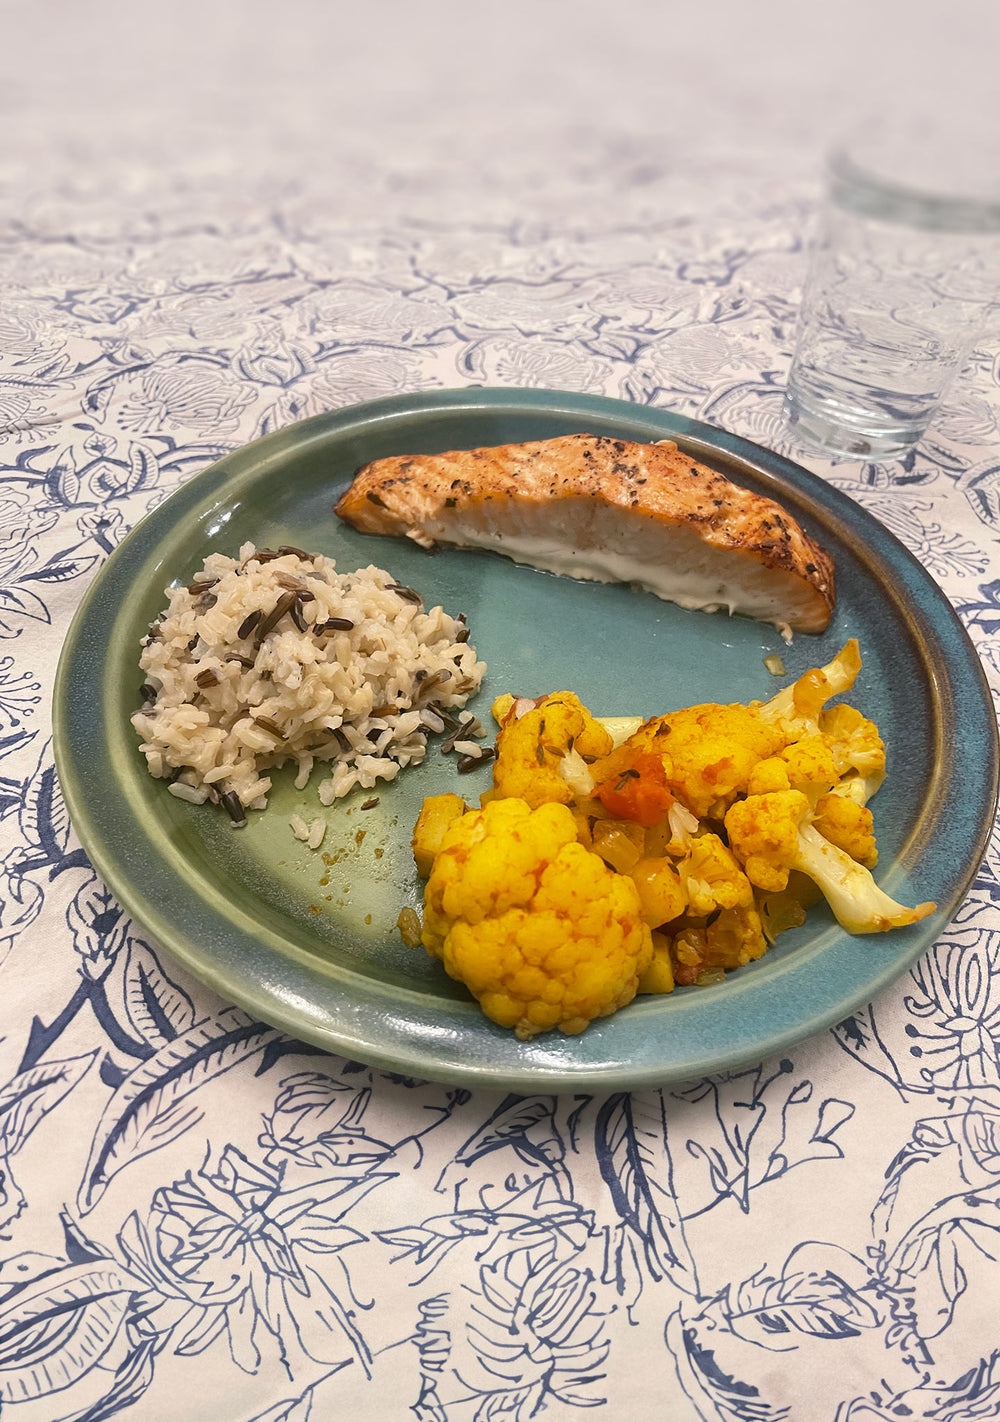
[678,832,755,916]
[407,637,934,1037]
[592,704,785,820]
[490,691,613,809]
[421,797,652,1039]
[813,790,878,867]
[724,788,935,934]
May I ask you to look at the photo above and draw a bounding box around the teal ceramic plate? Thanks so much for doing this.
[53,388,998,1091]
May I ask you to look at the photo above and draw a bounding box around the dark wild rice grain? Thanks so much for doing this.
[386,583,422,605]
[255,591,298,642]
[458,747,495,773]
[238,609,262,638]
[253,716,285,738]
[221,791,247,827]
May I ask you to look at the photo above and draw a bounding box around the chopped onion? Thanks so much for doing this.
[397,907,423,947]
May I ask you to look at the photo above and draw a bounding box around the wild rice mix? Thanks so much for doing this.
[131,543,487,826]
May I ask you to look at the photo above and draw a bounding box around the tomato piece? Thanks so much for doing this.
[595,752,674,827]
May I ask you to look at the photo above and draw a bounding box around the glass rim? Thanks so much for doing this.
[827,145,1000,234]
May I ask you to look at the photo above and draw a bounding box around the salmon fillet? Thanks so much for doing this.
[334,433,835,635]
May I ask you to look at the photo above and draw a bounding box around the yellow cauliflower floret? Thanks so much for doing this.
[678,832,756,915]
[492,692,613,810]
[422,797,652,1039]
[819,703,886,791]
[747,756,792,795]
[725,788,934,934]
[642,703,786,819]
[723,790,808,893]
[814,791,878,867]
[777,736,838,795]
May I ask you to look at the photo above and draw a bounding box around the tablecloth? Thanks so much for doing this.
[3,2,1000,1417]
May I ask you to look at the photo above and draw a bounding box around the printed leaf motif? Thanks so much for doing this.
[121,941,197,1047]
[58,1338,157,1422]
[0,1052,96,1157]
[78,1009,279,1212]
[962,1110,1000,1177]
[465,1252,609,1415]
[831,1008,907,1091]
[411,1293,450,1422]
[0,586,49,637]
[21,555,99,585]
[665,1309,782,1422]
[54,458,82,506]
[0,1261,144,1401]
[19,746,70,859]
[83,431,117,458]
[595,1092,697,1292]
[455,1094,565,1170]
[723,1264,881,1351]
[67,877,129,965]
[128,442,158,491]
[889,1197,1000,1341]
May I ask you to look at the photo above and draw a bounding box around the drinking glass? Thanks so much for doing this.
[784,118,1000,461]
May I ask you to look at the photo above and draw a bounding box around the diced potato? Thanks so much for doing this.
[637,931,676,994]
[412,793,468,878]
[628,856,687,927]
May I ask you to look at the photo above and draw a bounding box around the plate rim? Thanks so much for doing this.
[53,386,1000,1090]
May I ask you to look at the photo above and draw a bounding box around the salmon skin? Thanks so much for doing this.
[334,433,835,636]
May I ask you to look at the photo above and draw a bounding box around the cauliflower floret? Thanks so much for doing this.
[678,832,755,916]
[594,704,786,821]
[491,692,613,810]
[758,639,863,740]
[813,791,878,867]
[725,789,934,934]
[421,797,652,1039]
[747,737,838,801]
[724,790,806,894]
[819,702,886,798]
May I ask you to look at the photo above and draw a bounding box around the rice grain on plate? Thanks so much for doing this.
[131,543,486,822]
